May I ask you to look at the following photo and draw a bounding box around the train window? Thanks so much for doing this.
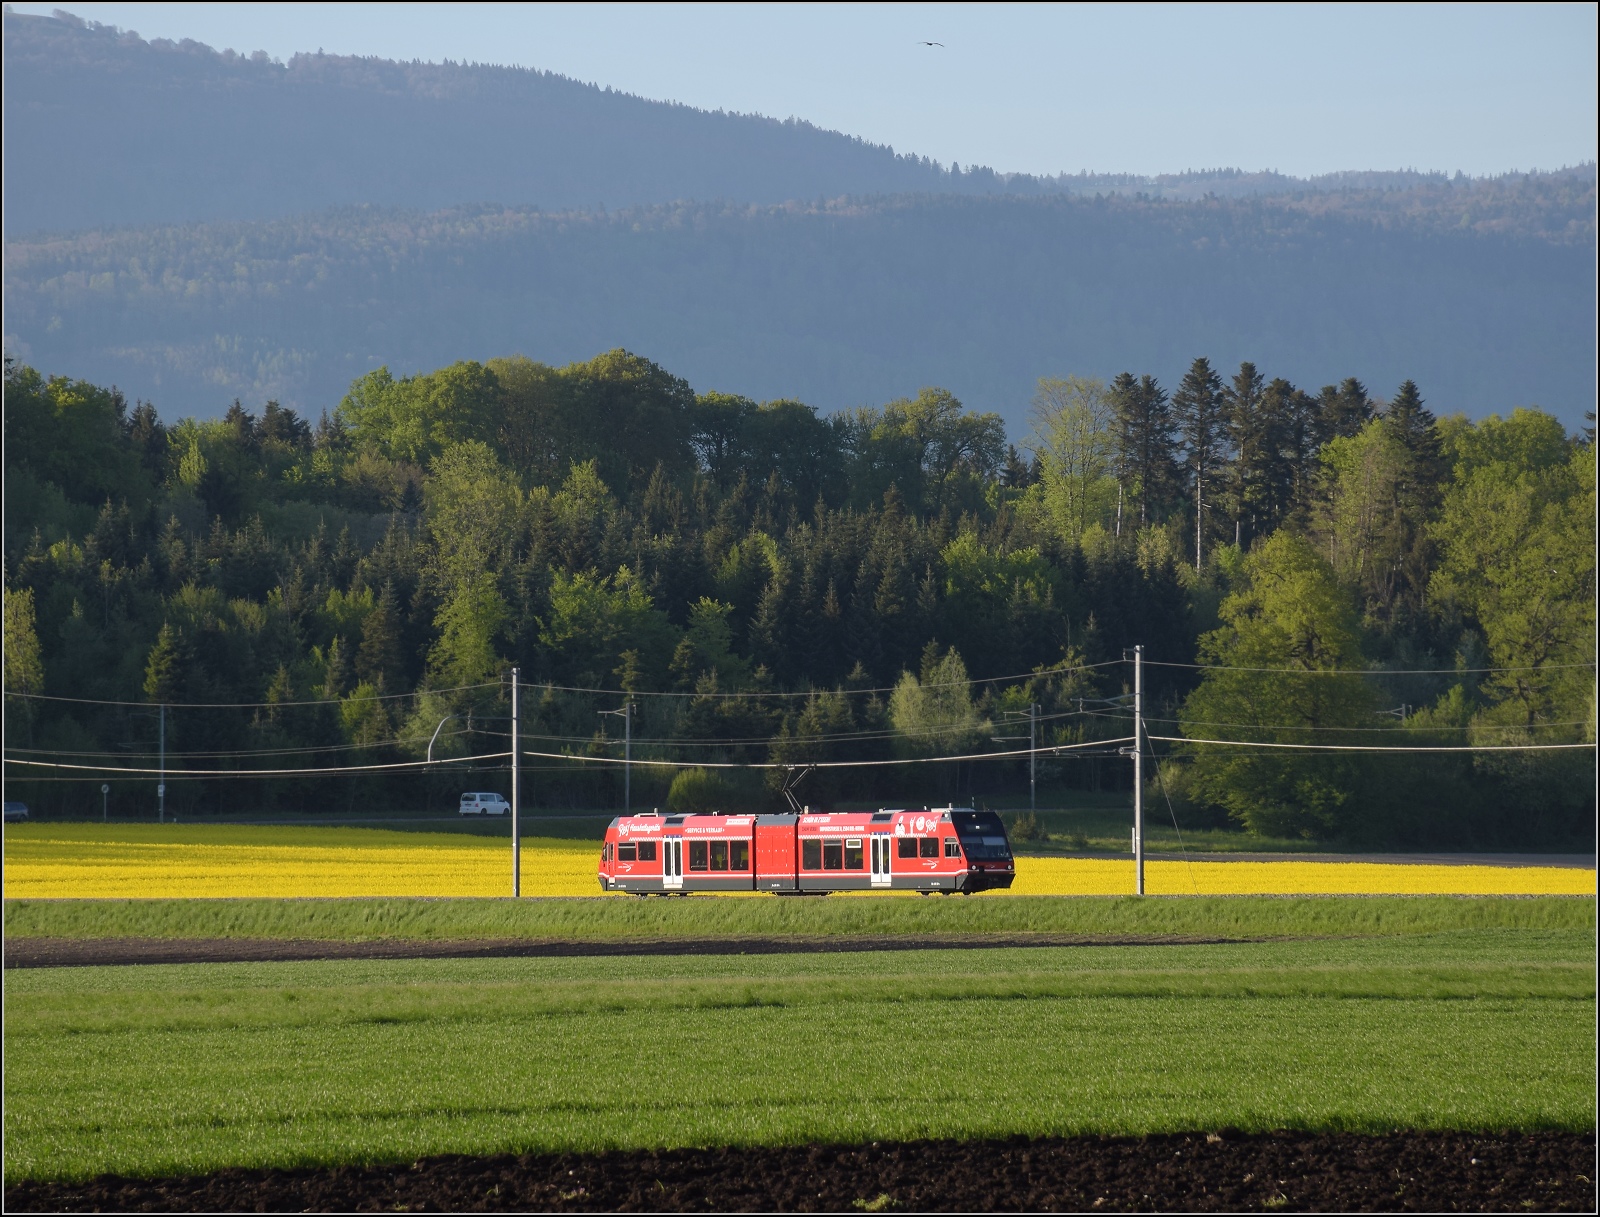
[897,837,919,859]
[688,841,709,871]
[637,841,657,862]
[709,840,729,871]
[823,839,844,870]
[919,837,939,858]
[843,838,864,869]
[802,838,822,870]
[944,837,961,858]
[730,840,749,870]
[618,843,637,862]
[602,843,611,863]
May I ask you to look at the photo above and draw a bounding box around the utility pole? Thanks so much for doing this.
[598,701,636,814]
[511,667,521,898]
[158,704,166,824]
[1133,646,1145,896]
[1029,702,1038,812]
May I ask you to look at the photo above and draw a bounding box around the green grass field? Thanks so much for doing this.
[6,893,1591,943]
[5,918,1594,1181]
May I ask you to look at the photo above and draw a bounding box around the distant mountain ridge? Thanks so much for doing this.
[3,7,1594,432]
[6,7,1589,236]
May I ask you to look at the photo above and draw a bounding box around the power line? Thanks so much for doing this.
[1,727,481,761]
[1148,734,1594,754]
[517,736,1135,771]
[3,681,500,710]
[5,752,511,778]
[3,736,1133,778]
[0,658,1118,712]
[1143,660,1595,676]
[521,658,1125,701]
[1139,715,1591,734]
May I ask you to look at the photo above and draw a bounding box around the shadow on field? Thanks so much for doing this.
[6,1132,1593,1213]
[3,933,1255,968]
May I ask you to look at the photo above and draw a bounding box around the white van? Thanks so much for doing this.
[459,792,509,816]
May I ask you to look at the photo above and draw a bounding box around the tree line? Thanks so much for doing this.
[3,350,1593,846]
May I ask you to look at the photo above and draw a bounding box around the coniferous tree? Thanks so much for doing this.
[357,582,405,691]
[1381,379,1447,629]
[1316,377,1374,444]
[322,635,352,700]
[126,400,168,481]
[1280,383,1322,517]
[1223,362,1269,547]
[142,622,184,704]
[1171,357,1228,569]
[1001,444,1034,488]
[1108,372,1179,532]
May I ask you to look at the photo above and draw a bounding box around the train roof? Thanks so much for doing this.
[607,807,981,832]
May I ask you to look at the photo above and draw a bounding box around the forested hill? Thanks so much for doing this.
[2,7,1087,233]
[6,185,1594,429]
[5,7,1592,236]
[4,353,1592,845]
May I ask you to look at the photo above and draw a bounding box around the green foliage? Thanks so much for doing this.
[666,767,738,814]
[539,568,676,689]
[1432,438,1593,723]
[140,623,183,704]
[1182,533,1379,838]
[2,349,1591,846]
[337,363,499,466]
[3,587,46,698]
[2,364,149,517]
[1031,375,1118,541]
[428,573,508,687]
[889,645,986,757]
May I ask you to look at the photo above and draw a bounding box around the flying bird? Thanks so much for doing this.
[919,40,944,46]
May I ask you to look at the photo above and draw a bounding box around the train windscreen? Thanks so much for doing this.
[952,810,1013,860]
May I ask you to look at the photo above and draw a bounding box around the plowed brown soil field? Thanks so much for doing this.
[6,1131,1593,1213]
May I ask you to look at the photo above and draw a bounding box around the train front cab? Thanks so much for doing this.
[947,807,1017,892]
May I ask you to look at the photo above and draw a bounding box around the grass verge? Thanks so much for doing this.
[4,930,1593,1181]
[5,893,1594,943]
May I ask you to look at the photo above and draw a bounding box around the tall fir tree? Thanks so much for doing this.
[1222,361,1269,547]
[357,581,405,692]
[1381,380,1447,630]
[142,622,184,704]
[1108,372,1179,532]
[1315,377,1374,444]
[1171,356,1228,569]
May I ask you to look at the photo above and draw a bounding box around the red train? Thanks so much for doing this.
[598,806,1016,895]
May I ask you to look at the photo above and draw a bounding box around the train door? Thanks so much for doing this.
[663,839,683,890]
[870,835,892,888]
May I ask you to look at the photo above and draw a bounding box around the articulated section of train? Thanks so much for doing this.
[597,806,1016,895]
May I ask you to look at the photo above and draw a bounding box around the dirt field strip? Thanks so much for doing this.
[6,1132,1593,1213]
[6,824,1594,897]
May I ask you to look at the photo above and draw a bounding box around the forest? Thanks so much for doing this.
[4,349,1593,848]
[7,176,1594,430]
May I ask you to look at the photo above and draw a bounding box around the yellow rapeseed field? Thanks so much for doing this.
[3,824,1593,899]
[1,824,597,899]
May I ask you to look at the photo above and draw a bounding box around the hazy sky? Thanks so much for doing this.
[10,2,1598,178]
